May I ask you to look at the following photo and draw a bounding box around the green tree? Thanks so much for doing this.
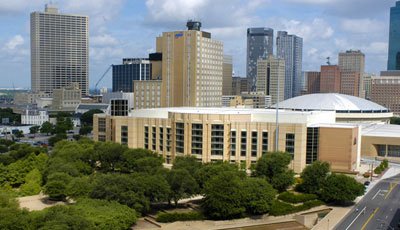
[202,171,245,219]
[253,152,295,192]
[172,156,202,175]
[0,192,31,230]
[320,174,365,204]
[119,148,163,173]
[79,125,92,135]
[298,161,330,194]
[66,176,93,198]
[94,142,128,172]
[14,130,24,138]
[44,172,72,200]
[133,174,171,203]
[167,169,199,206]
[390,116,400,125]
[242,177,276,215]
[80,109,103,126]
[19,168,42,196]
[195,162,244,191]
[40,121,53,135]
[29,125,40,135]
[48,133,67,146]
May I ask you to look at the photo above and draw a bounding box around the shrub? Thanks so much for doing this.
[278,192,318,204]
[269,199,324,216]
[363,172,371,178]
[156,211,204,223]
[374,165,383,174]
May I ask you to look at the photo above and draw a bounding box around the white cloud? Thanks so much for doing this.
[91,34,119,47]
[4,35,24,50]
[341,19,385,33]
[0,0,42,13]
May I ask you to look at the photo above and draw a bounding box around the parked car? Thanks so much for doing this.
[364,181,371,186]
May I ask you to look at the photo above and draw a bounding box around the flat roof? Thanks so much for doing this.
[361,124,400,138]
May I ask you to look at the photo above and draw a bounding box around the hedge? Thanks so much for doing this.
[278,192,318,204]
[269,200,324,216]
[156,211,204,223]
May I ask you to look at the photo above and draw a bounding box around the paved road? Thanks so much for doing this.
[335,174,400,230]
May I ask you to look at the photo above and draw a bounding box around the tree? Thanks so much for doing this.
[80,109,103,126]
[242,177,276,215]
[202,171,246,219]
[66,176,93,198]
[253,152,295,192]
[48,133,67,146]
[79,125,92,135]
[94,142,128,172]
[132,174,171,203]
[29,125,40,135]
[40,121,53,135]
[166,169,199,206]
[320,174,365,204]
[44,172,72,200]
[172,156,202,176]
[298,161,330,194]
[14,130,24,138]
[195,162,244,191]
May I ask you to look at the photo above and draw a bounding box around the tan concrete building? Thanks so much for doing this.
[157,22,223,107]
[232,77,249,95]
[338,50,365,97]
[133,80,162,109]
[340,71,361,97]
[93,107,364,173]
[320,65,341,93]
[14,91,50,105]
[371,76,400,114]
[51,83,81,111]
[222,55,233,95]
[256,56,285,104]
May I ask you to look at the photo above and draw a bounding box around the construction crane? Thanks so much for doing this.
[94,64,113,95]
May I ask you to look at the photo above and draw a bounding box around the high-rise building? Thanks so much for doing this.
[276,31,303,99]
[112,58,151,92]
[158,21,223,107]
[51,83,81,111]
[320,65,340,93]
[31,5,88,96]
[247,28,274,91]
[305,71,321,94]
[222,55,233,95]
[363,74,373,100]
[371,75,400,114]
[338,50,365,97]
[388,1,400,70]
[232,77,249,95]
[256,56,285,105]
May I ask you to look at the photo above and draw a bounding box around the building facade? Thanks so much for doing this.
[320,65,340,93]
[371,76,400,114]
[133,80,162,109]
[112,58,151,92]
[232,77,249,95]
[222,55,233,95]
[157,22,223,107]
[51,83,81,111]
[388,1,400,70]
[247,28,274,91]
[93,107,361,173]
[338,50,365,97]
[276,31,303,99]
[21,109,49,126]
[31,5,88,95]
[256,56,285,105]
[305,71,321,94]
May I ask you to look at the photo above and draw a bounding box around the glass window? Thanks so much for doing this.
[211,124,224,155]
[285,133,295,157]
[192,124,203,155]
[230,131,236,156]
[240,131,247,157]
[175,123,184,153]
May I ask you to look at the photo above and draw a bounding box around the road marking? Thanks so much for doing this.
[372,189,381,200]
[385,183,396,199]
[361,207,380,230]
[345,207,366,230]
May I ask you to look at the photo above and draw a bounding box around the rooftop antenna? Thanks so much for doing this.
[326,57,331,65]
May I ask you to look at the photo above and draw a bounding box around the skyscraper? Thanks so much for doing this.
[388,1,400,70]
[320,65,340,93]
[31,5,88,95]
[158,21,223,107]
[247,28,274,91]
[112,58,151,92]
[338,50,365,97]
[222,55,233,95]
[256,56,285,105]
[276,31,303,99]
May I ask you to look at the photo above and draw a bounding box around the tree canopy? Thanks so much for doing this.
[320,173,365,204]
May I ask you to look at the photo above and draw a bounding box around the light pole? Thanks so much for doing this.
[275,67,280,152]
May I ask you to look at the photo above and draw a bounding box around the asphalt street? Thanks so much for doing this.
[335,174,400,230]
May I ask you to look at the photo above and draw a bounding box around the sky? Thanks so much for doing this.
[0,0,396,89]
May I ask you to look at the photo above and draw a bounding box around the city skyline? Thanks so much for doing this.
[0,0,396,88]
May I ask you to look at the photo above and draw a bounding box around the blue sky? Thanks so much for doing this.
[0,0,396,88]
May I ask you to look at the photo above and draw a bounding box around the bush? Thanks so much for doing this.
[374,165,383,174]
[269,199,324,216]
[278,192,318,204]
[363,172,371,178]
[156,211,204,223]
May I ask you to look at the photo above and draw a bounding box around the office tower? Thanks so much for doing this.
[232,77,250,95]
[363,74,373,100]
[320,65,340,93]
[276,31,303,99]
[158,21,223,107]
[31,5,88,96]
[247,28,274,91]
[133,80,162,109]
[388,1,400,70]
[305,71,321,94]
[256,56,285,105]
[112,58,151,92]
[338,50,365,97]
[371,75,400,114]
[222,55,233,95]
[51,83,81,111]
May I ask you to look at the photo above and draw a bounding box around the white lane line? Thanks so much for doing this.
[372,189,381,200]
[345,207,367,230]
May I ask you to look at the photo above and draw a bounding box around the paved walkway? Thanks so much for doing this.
[18,193,65,211]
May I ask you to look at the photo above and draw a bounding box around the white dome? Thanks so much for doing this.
[273,93,389,113]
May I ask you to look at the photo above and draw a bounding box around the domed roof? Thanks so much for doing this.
[273,93,389,113]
